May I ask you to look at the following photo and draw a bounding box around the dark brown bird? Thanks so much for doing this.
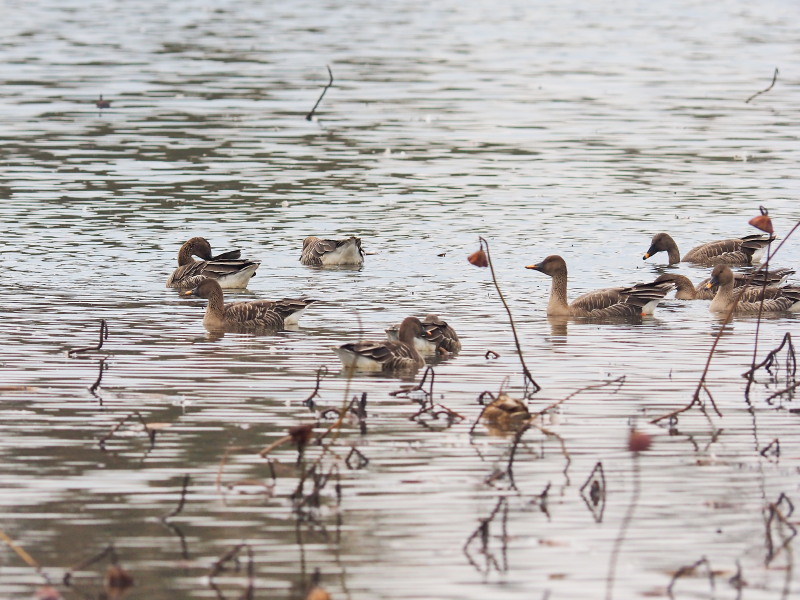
[334,316,426,372]
[183,279,315,331]
[643,232,773,266]
[167,237,260,289]
[95,95,112,109]
[526,255,673,318]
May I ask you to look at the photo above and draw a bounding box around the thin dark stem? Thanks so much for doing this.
[162,474,190,521]
[606,452,641,600]
[68,319,108,356]
[746,67,779,104]
[306,65,334,121]
[479,237,540,395]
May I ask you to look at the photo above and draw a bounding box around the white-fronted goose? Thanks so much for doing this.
[183,279,316,331]
[656,268,795,301]
[707,265,800,314]
[642,232,773,266]
[333,317,426,372]
[300,236,364,266]
[526,255,673,318]
[167,237,260,289]
[385,314,461,356]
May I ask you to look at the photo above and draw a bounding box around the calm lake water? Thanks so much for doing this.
[2,1,800,599]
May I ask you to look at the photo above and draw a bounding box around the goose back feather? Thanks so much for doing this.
[385,314,461,356]
[301,236,364,266]
[708,265,800,314]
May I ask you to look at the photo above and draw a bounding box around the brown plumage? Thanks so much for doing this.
[183,279,315,331]
[385,314,461,356]
[526,255,673,318]
[481,393,531,432]
[656,268,795,300]
[334,317,426,372]
[707,265,800,314]
[167,237,260,289]
[643,232,773,266]
[300,236,364,266]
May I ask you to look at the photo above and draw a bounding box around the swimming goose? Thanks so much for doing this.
[707,265,800,314]
[526,255,673,318]
[167,237,260,289]
[385,314,461,356]
[333,317,426,372]
[300,236,364,266]
[642,232,772,266]
[656,268,795,301]
[183,279,316,331]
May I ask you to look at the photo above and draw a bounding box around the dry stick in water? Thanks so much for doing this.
[303,365,329,411]
[745,67,779,103]
[67,319,108,356]
[305,65,333,121]
[475,237,541,396]
[98,411,154,450]
[89,358,106,395]
[651,220,800,426]
[667,556,715,599]
[162,474,190,521]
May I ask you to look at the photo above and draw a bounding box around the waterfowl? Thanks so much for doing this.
[656,268,795,301]
[183,279,316,331]
[642,232,773,266]
[526,255,673,318]
[167,237,260,289]
[707,265,800,314]
[481,393,531,431]
[300,236,364,266]
[333,317,426,372]
[95,95,111,109]
[385,314,461,356]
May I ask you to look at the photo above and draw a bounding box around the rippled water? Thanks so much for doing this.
[2,1,800,598]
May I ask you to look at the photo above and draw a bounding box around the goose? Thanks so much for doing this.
[333,317,426,372]
[526,255,673,318]
[385,314,461,356]
[707,265,800,314]
[656,268,795,300]
[642,232,773,266]
[167,237,260,289]
[183,279,316,331]
[481,393,531,429]
[300,236,364,266]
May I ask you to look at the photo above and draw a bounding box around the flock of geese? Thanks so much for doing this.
[168,231,799,374]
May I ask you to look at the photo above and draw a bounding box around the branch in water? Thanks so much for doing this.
[306,65,334,121]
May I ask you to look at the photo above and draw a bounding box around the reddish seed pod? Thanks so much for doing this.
[468,248,489,268]
[628,430,652,453]
[748,214,773,235]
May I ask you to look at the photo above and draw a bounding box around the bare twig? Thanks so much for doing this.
[162,474,190,521]
[667,556,715,599]
[535,376,625,416]
[89,358,106,395]
[746,67,779,104]
[306,65,334,121]
[68,319,108,356]
[303,366,329,411]
[98,411,154,450]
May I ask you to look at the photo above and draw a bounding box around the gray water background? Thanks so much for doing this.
[2,1,800,598]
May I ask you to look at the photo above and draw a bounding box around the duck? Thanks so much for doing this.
[642,232,773,266]
[481,393,531,431]
[333,317,426,372]
[526,255,673,318]
[300,236,364,266]
[707,265,800,314]
[655,268,795,300]
[167,237,260,289]
[385,314,461,356]
[183,278,316,331]
[95,94,112,109]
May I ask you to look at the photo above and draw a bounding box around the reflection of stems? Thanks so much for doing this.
[605,452,641,600]
[306,65,334,121]
[479,237,540,395]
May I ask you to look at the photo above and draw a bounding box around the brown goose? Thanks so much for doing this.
[183,279,316,331]
[642,232,772,266]
[385,314,461,356]
[167,237,260,289]
[333,317,426,372]
[482,393,531,430]
[300,236,364,266]
[707,265,800,314]
[656,268,795,300]
[526,255,673,318]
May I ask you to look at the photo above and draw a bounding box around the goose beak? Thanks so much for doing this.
[525,264,539,270]
[642,253,651,260]
[182,289,195,296]
[705,282,713,289]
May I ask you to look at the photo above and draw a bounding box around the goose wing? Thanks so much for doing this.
[301,238,339,266]
[423,319,461,354]
[683,235,773,265]
[572,281,672,318]
[167,258,260,288]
